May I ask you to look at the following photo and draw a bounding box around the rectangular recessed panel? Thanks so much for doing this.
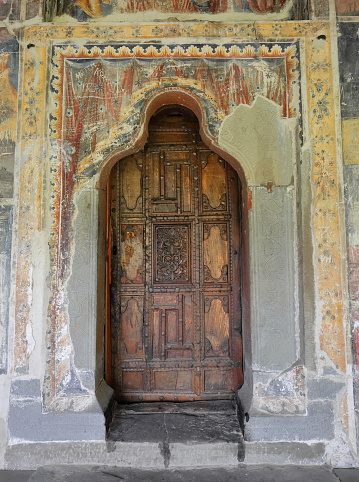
[166,348,193,359]
[149,131,193,144]
[166,309,178,343]
[165,151,188,161]
[151,151,160,199]
[153,203,177,213]
[204,370,231,392]
[204,296,230,358]
[154,370,192,391]
[153,294,178,305]
[120,224,144,284]
[122,371,144,391]
[152,310,161,360]
[203,223,229,283]
[164,164,177,199]
[181,164,192,213]
[183,295,194,344]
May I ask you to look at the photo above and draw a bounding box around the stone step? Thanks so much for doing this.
[106,400,245,467]
[25,465,350,482]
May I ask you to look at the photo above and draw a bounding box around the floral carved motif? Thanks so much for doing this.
[155,225,190,283]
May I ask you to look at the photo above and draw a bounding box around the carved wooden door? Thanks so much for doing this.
[110,107,243,402]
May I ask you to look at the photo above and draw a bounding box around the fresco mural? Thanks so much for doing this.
[38,39,298,406]
[338,21,359,451]
[11,21,345,417]
[60,0,294,20]
[336,0,359,15]
[0,35,18,375]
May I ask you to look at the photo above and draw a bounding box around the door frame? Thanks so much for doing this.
[98,88,252,408]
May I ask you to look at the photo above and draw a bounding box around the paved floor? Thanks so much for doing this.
[1,465,359,482]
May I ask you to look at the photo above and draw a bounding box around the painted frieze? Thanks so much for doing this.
[57,0,300,20]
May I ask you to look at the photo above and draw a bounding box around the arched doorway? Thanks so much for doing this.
[107,106,243,402]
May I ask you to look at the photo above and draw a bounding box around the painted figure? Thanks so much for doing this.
[74,0,227,17]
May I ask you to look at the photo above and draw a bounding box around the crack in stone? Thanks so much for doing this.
[159,413,171,468]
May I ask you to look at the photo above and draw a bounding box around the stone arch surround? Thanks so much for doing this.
[6,23,353,465]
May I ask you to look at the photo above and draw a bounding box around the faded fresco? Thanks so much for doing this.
[12,22,346,419]
[40,39,297,407]
[339,21,359,446]
[336,0,359,15]
[64,0,294,20]
[0,35,18,375]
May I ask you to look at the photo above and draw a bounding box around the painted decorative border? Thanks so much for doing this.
[15,23,345,410]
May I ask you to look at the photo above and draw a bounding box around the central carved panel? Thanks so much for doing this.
[154,225,190,283]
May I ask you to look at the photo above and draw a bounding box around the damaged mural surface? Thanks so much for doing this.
[66,0,293,20]
[0,33,18,375]
[14,22,346,417]
[339,21,359,441]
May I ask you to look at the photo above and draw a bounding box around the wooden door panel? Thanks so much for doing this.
[122,370,144,391]
[201,152,228,213]
[119,224,144,284]
[204,369,233,392]
[120,296,145,360]
[154,224,191,284]
[153,370,193,392]
[110,107,243,402]
[149,149,193,215]
[203,223,229,283]
[204,296,230,358]
[180,164,192,213]
[150,293,194,362]
[120,155,143,214]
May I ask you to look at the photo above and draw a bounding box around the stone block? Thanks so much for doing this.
[8,379,106,442]
[244,441,326,465]
[249,187,297,371]
[0,205,12,374]
[245,401,334,442]
[307,378,345,400]
[68,188,98,373]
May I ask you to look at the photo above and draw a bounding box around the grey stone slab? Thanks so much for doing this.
[307,378,345,400]
[344,165,359,245]
[246,400,334,442]
[68,188,98,374]
[250,187,297,371]
[245,442,326,465]
[108,402,242,445]
[0,204,13,374]
[108,412,167,442]
[0,471,34,482]
[334,468,359,482]
[8,379,106,442]
[28,464,341,482]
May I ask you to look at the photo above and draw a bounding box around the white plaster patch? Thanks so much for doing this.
[218,95,295,187]
[252,365,306,415]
